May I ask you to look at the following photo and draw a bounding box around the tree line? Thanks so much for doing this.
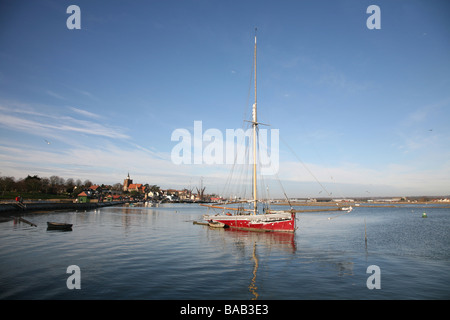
[0,174,123,196]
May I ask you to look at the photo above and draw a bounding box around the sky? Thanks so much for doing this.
[0,0,449,198]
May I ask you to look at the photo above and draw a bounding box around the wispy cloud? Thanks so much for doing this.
[68,106,102,119]
[402,98,450,127]
[0,103,129,140]
[278,53,369,94]
[395,97,450,153]
[46,90,66,100]
[70,88,99,101]
[276,159,450,197]
[318,71,367,93]
[0,139,197,188]
[0,100,197,187]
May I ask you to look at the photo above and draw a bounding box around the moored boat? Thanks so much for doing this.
[202,30,297,233]
[204,211,295,232]
[208,220,227,228]
[47,222,73,230]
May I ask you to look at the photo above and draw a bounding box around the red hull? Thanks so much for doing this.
[210,214,296,233]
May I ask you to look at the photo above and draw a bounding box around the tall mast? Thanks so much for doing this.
[252,28,258,215]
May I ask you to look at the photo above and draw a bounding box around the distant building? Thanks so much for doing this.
[106,194,122,202]
[89,185,101,192]
[77,191,90,203]
[89,185,102,196]
[123,173,145,193]
[123,173,133,192]
[128,183,145,193]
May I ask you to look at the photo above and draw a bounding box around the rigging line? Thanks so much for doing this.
[256,128,292,207]
[223,37,256,200]
[280,135,332,197]
[275,172,292,208]
[240,134,251,199]
[223,131,252,200]
[223,32,267,203]
[221,121,250,198]
[306,134,345,198]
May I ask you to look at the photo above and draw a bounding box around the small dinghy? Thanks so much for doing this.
[47,222,73,230]
[208,220,227,228]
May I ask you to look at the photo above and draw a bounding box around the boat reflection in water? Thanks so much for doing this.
[221,228,297,254]
[249,242,259,300]
[208,228,296,300]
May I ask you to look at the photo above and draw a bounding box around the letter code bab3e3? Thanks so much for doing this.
[180,304,269,317]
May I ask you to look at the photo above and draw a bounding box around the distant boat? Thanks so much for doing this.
[47,222,73,230]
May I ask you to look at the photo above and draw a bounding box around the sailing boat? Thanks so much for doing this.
[202,31,297,233]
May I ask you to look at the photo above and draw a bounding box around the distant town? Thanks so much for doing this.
[0,173,218,203]
[0,173,449,204]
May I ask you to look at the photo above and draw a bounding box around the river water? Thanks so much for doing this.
[0,203,449,300]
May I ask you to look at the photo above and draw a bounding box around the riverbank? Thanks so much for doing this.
[0,200,128,222]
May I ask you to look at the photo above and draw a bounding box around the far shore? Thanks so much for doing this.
[273,200,450,208]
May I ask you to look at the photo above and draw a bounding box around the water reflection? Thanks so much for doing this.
[2,204,448,299]
[222,229,297,254]
[249,242,259,300]
[116,206,161,230]
[207,228,297,299]
[46,227,72,232]
[333,261,354,277]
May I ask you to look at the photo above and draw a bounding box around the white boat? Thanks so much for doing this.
[208,220,227,228]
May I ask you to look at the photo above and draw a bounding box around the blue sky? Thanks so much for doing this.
[0,0,449,198]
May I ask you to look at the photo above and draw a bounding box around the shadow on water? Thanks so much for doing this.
[46,228,72,232]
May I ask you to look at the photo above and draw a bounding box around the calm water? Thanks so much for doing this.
[0,203,449,300]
